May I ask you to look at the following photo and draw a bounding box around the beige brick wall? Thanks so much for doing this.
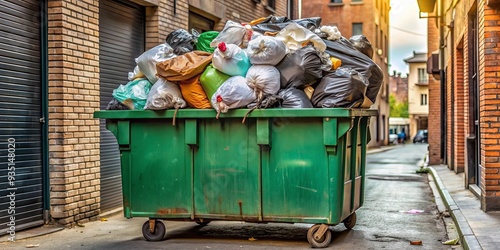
[145,6,161,49]
[144,0,290,50]
[48,0,101,226]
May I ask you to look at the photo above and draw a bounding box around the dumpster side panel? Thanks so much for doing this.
[262,117,330,222]
[341,117,368,220]
[194,119,260,220]
[128,120,192,218]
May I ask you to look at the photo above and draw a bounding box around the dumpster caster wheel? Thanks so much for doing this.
[195,220,210,226]
[307,224,331,248]
[142,220,166,241]
[343,212,357,229]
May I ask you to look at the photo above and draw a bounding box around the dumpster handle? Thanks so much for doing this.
[185,119,198,146]
[323,117,353,151]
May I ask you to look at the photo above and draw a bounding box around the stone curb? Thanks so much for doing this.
[428,166,482,250]
[366,145,396,155]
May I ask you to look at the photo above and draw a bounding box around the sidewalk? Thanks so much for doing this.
[428,164,500,250]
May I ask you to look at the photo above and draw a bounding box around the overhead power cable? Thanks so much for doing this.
[390,25,426,37]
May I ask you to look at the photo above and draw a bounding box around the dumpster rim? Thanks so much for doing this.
[94,108,378,119]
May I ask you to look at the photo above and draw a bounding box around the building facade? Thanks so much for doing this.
[389,71,408,104]
[0,0,297,233]
[302,0,391,147]
[404,52,429,141]
[420,0,500,211]
[388,72,409,141]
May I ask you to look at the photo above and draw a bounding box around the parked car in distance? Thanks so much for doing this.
[413,129,428,143]
[389,134,398,144]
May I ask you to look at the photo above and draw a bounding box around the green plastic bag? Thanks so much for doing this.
[195,31,219,53]
[112,78,152,110]
[200,64,230,99]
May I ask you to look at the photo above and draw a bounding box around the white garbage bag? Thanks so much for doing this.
[246,36,287,65]
[275,22,326,52]
[136,43,176,84]
[210,20,249,48]
[145,78,187,110]
[211,76,256,114]
[245,65,280,100]
[212,42,251,77]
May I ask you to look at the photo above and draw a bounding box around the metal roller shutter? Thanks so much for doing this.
[0,0,44,234]
[99,0,145,212]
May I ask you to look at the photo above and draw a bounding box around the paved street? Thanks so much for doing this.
[357,143,450,249]
[1,144,452,249]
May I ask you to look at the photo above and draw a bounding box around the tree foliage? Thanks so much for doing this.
[390,94,409,118]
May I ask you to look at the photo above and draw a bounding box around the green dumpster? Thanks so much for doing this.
[94,108,377,247]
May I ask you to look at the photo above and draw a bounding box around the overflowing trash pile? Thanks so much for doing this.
[108,15,383,120]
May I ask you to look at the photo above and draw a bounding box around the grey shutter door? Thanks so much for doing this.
[0,0,44,234]
[99,0,145,212]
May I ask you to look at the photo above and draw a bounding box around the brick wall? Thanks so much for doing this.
[157,0,189,43]
[389,73,408,104]
[454,46,465,173]
[463,15,470,174]
[427,17,441,165]
[303,0,378,38]
[146,0,290,50]
[48,0,101,226]
[479,2,500,211]
[215,0,288,30]
[145,6,160,50]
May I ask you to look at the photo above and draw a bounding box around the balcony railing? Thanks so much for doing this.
[415,79,428,86]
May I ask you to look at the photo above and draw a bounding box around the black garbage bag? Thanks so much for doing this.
[276,45,323,89]
[247,93,283,109]
[312,67,368,108]
[252,15,322,34]
[323,37,383,103]
[106,98,130,110]
[261,15,290,23]
[166,29,196,55]
[278,88,313,108]
[349,35,374,59]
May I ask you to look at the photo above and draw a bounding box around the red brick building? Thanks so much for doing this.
[389,71,408,104]
[421,0,500,211]
[0,0,297,233]
[302,0,391,147]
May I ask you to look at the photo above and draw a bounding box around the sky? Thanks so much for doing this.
[389,0,428,76]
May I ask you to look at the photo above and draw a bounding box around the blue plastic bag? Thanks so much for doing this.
[112,78,153,110]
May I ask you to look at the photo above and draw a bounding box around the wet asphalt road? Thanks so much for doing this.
[3,143,451,249]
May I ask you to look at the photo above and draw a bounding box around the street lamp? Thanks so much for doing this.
[417,0,436,13]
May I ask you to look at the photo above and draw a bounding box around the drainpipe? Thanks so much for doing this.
[298,0,302,18]
[439,0,446,164]
[41,0,50,223]
[450,19,455,171]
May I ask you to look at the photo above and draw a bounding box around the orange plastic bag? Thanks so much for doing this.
[178,75,212,109]
[156,51,213,82]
